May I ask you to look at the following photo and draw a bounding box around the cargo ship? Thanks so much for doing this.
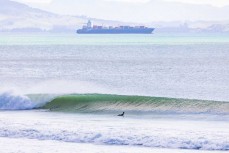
[77,20,154,34]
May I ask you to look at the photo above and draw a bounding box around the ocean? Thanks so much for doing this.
[0,33,229,152]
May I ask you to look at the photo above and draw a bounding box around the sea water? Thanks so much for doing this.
[0,33,229,152]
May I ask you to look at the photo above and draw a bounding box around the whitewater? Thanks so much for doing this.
[0,33,229,152]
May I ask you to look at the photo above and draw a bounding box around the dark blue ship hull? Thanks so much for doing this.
[77,28,154,34]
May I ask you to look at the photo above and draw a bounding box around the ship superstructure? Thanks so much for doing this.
[77,20,154,34]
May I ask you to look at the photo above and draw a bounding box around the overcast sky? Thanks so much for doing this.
[13,0,229,22]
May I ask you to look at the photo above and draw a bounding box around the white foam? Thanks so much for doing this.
[0,111,228,151]
[0,137,210,153]
[0,91,34,110]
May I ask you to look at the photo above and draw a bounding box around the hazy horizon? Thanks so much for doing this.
[12,0,229,23]
[0,0,229,33]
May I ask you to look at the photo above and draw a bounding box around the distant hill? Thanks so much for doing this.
[0,0,86,32]
[0,0,228,33]
[149,21,229,33]
[0,0,125,32]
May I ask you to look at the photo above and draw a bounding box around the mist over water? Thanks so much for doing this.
[0,34,229,101]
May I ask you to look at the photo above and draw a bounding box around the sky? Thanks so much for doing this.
[13,0,229,22]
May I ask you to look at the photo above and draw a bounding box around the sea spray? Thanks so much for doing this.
[0,91,34,110]
[0,91,58,110]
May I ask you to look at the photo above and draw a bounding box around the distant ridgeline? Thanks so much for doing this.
[76,20,155,34]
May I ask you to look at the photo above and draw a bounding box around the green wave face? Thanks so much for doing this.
[42,94,229,114]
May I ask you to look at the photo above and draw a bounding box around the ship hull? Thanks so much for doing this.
[77,28,154,34]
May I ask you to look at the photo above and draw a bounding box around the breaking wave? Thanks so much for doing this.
[1,92,229,114]
[42,94,229,114]
[0,92,57,110]
[0,125,228,151]
[0,92,35,110]
[1,93,229,151]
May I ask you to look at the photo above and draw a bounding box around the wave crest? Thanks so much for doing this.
[0,92,34,110]
[43,94,229,114]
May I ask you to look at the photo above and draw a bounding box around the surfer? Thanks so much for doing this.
[117,112,125,117]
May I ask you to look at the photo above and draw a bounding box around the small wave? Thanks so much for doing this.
[0,125,228,151]
[42,94,229,114]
